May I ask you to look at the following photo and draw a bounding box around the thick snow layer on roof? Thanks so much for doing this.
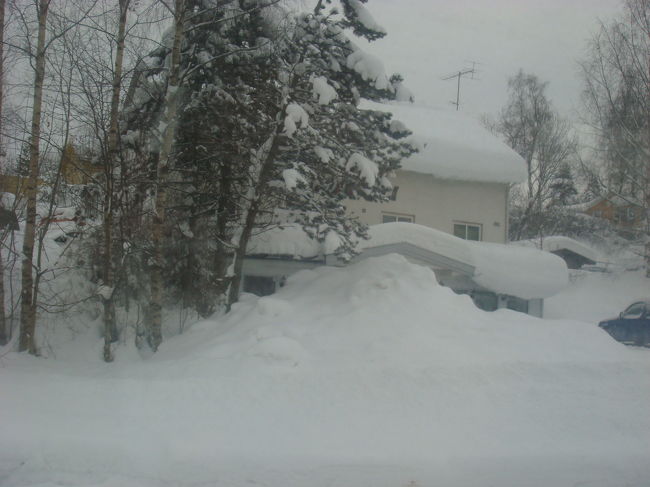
[247,225,322,259]
[362,223,567,298]
[246,222,567,298]
[361,221,473,265]
[513,236,600,264]
[362,101,527,183]
[469,241,569,299]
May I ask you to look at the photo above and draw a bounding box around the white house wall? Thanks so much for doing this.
[345,171,509,243]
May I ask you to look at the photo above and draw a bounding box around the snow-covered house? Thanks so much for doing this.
[574,194,644,232]
[240,103,569,316]
[344,102,528,243]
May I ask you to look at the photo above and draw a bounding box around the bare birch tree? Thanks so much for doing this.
[488,70,577,241]
[0,0,7,346]
[580,0,649,273]
[148,0,186,351]
[18,0,50,354]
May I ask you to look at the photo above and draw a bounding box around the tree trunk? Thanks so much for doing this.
[19,0,50,354]
[149,0,185,352]
[646,61,650,279]
[102,0,129,362]
[0,0,7,346]
[228,133,283,308]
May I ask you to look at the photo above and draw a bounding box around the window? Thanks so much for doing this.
[506,296,529,314]
[626,208,636,220]
[453,222,482,241]
[622,302,645,319]
[471,292,498,312]
[592,210,603,218]
[382,212,414,223]
[243,275,276,297]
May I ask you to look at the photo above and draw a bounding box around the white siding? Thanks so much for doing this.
[345,170,508,243]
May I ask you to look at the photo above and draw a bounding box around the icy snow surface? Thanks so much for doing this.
[1,254,649,487]
[362,101,528,183]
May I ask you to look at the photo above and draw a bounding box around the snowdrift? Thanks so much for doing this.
[1,255,649,487]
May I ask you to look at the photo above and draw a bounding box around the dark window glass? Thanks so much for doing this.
[243,275,276,297]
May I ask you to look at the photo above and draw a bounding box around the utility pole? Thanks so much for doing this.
[441,62,480,111]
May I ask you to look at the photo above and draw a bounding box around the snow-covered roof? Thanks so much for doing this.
[361,101,528,184]
[563,197,603,213]
[362,223,568,299]
[247,225,325,260]
[513,236,600,264]
[360,221,473,266]
[469,241,568,299]
[247,223,568,299]
[565,194,643,212]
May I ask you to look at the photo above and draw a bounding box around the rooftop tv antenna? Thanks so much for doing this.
[441,61,481,111]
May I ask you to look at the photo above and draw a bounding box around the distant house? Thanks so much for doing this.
[59,143,102,186]
[577,194,644,231]
[241,103,568,317]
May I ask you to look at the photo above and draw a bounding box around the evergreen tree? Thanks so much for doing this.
[122,0,414,326]
[548,162,578,206]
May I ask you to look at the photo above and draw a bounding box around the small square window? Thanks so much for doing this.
[453,222,482,241]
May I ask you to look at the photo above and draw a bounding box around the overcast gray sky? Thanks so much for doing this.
[358,0,622,120]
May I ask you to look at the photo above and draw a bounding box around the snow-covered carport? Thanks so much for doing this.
[513,236,599,270]
[244,223,568,317]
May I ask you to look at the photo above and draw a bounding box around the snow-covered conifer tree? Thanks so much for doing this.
[122,0,414,336]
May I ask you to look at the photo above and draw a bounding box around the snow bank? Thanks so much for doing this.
[546,268,650,322]
[1,254,649,487]
[361,101,527,183]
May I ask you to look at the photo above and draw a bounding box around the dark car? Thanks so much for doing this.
[599,301,650,347]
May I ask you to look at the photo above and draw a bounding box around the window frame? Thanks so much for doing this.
[382,212,414,224]
[622,302,645,319]
[453,221,482,241]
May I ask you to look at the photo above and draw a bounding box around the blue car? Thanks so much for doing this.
[599,301,650,347]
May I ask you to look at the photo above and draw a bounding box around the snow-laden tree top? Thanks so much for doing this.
[361,101,528,184]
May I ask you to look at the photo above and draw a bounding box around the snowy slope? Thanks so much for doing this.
[1,255,649,487]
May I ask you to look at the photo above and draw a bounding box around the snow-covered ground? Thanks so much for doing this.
[1,254,649,487]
